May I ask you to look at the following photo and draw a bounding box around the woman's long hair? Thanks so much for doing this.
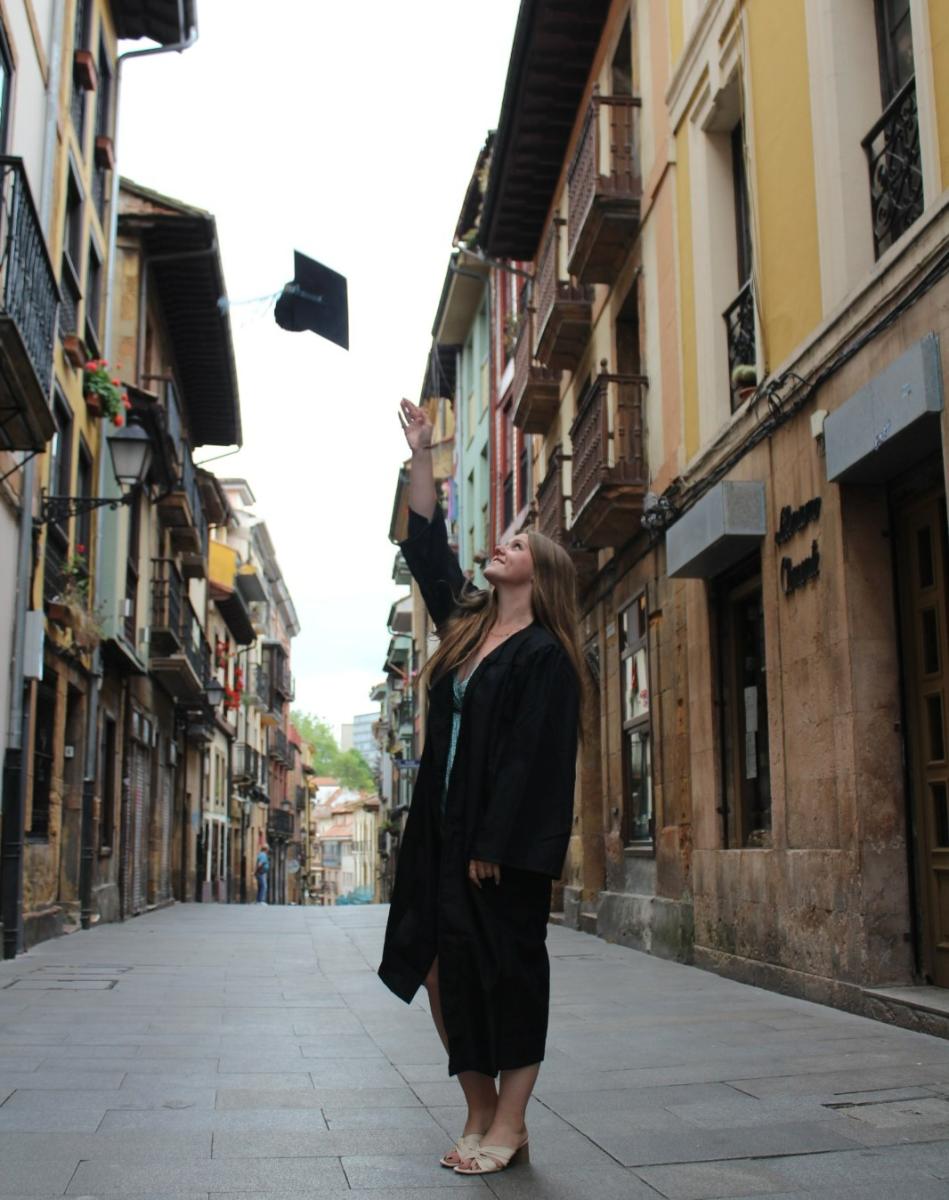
[420,530,587,732]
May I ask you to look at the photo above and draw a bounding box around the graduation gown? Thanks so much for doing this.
[378,503,580,1076]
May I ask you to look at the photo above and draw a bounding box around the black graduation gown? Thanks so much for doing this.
[377,503,580,1076]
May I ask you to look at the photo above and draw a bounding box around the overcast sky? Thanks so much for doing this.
[116,1,519,740]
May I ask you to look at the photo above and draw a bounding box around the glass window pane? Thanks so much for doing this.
[626,728,652,842]
[927,693,946,762]
[918,525,935,590]
[933,781,949,847]
[922,607,940,675]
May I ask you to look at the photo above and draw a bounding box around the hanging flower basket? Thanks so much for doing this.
[82,359,131,426]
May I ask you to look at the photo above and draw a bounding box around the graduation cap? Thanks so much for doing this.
[274,250,349,350]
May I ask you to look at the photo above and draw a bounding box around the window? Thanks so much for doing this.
[715,555,771,848]
[45,396,73,598]
[101,716,116,851]
[30,678,57,838]
[725,120,756,410]
[95,36,112,138]
[0,22,13,153]
[517,437,528,512]
[76,441,93,564]
[71,0,93,145]
[620,593,652,844]
[611,13,633,97]
[125,491,141,644]
[875,0,914,104]
[60,168,83,337]
[85,238,102,350]
[502,402,514,531]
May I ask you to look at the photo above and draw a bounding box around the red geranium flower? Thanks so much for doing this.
[112,413,125,428]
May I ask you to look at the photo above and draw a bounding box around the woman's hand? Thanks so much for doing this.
[399,398,433,452]
[468,858,501,888]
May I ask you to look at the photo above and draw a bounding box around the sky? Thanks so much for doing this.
[116,0,520,742]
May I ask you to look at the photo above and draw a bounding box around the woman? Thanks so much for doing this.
[378,398,584,1176]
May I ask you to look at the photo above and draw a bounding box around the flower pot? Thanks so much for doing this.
[62,333,88,369]
[47,601,77,629]
[73,49,98,92]
[737,385,757,404]
[94,135,115,171]
[84,392,102,417]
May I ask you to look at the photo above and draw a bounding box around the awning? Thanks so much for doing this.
[666,481,767,579]
[825,333,943,483]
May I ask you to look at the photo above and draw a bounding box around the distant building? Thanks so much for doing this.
[339,723,354,752]
[352,711,381,769]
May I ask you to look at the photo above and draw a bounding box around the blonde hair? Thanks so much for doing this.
[420,530,587,732]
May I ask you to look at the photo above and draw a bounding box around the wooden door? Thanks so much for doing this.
[897,491,949,987]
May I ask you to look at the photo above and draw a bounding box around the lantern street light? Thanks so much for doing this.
[40,423,153,525]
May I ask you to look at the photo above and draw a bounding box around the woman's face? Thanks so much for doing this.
[484,533,534,588]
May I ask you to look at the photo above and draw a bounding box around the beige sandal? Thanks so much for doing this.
[453,1136,529,1174]
[439,1132,483,1169]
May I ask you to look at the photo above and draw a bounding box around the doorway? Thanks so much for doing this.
[895,485,949,987]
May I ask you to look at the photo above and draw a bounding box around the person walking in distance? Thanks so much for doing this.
[255,844,270,905]
[378,399,584,1176]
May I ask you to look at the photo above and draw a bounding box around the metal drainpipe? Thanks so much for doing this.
[80,5,199,931]
[1,2,66,958]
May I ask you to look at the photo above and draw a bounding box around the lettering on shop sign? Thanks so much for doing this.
[781,540,820,596]
[775,496,822,546]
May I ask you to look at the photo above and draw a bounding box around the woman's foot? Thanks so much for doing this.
[439,1131,483,1168]
[454,1125,529,1175]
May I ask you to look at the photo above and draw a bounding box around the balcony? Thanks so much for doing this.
[149,558,210,700]
[723,281,756,412]
[269,727,289,765]
[0,159,59,450]
[862,75,924,261]
[569,369,648,549]
[269,807,293,838]
[234,742,259,784]
[157,444,208,574]
[536,445,597,581]
[512,303,561,433]
[567,92,643,285]
[295,784,307,812]
[250,664,271,710]
[535,220,593,373]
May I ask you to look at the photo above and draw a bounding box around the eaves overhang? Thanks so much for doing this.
[119,179,241,449]
[478,0,611,260]
[113,0,197,43]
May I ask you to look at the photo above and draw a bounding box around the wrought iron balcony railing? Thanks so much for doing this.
[512,301,560,433]
[181,598,211,687]
[234,741,259,784]
[150,558,184,644]
[723,281,756,412]
[536,446,568,545]
[862,75,924,261]
[0,158,59,450]
[269,808,293,837]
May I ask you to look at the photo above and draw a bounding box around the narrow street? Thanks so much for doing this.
[0,906,946,1199]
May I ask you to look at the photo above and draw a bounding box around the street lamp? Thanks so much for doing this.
[204,677,226,708]
[40,423,153,524]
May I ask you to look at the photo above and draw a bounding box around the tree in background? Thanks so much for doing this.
[292,710,375,791]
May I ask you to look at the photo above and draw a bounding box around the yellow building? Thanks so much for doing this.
[480,0,949,1027]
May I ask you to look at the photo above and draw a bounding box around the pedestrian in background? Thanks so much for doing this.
[379,398,584,1176]
[255,844,270,905]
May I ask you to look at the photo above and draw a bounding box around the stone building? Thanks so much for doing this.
[474,0,949,1027]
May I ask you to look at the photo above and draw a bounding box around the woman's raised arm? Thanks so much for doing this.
[399,398,436,520]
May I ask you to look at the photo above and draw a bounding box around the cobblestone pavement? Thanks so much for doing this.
[0,904,947,1199]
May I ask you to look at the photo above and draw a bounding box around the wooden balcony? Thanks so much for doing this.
[512,305,561,433]
[535,445,597,582]
[149,558,207,700]
[158,444,208,568]
[569,368,648,549]
[567,92,643,285]
[535,220,593,372]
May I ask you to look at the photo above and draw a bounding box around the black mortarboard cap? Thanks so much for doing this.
[274,251,349,350]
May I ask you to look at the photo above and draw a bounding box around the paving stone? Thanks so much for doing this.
[340,1153,485,1188]
[482,1164,660,1199]
[0,1130,212,1163]
[211,1126,449,1157]
[298,1036,384,1058]
[322,1105,447,1131]
[634,1159,792,1199]
[0,1157,81,1195]
[0,1068,126,1090]
[66,1156,347,1193]
[99,1107,329,1132]
[215,1085,420,1109]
